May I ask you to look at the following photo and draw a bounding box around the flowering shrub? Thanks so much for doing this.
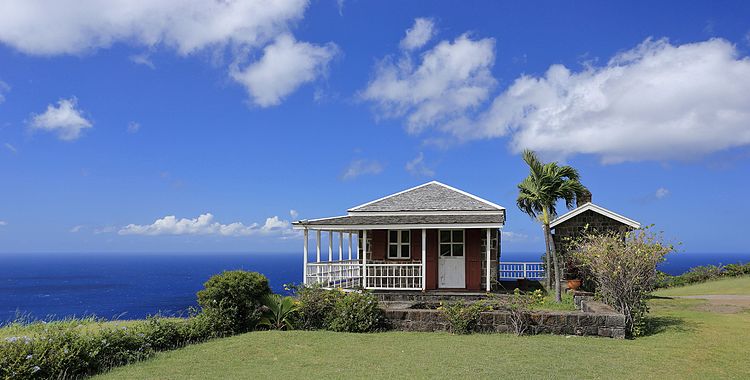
[438,301,487,334]
[292,285,342,330]
[197,270,271,334]
[571,228,673,337]
[327,291,383,333]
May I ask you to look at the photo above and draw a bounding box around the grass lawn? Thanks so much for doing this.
[654,276,750,296]
[96,278,750,380]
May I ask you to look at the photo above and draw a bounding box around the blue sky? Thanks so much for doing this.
[1,0,749,254]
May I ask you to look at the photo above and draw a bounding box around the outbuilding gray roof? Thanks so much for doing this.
[294,213,504,228]
[348,181,504,212]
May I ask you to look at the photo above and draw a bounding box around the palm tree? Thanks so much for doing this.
[259,294,298,330]
[516,149,589,302]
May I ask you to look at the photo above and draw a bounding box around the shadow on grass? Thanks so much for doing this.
[640,315,692,336]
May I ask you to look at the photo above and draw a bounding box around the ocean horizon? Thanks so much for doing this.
[1,251,748,323]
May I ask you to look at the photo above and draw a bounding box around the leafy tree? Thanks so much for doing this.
[516,149,588,302]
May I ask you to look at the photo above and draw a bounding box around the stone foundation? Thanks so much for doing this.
[384,302,626,339]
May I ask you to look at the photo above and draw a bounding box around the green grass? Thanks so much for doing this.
[96,278,750,380]
[655,276,750,296]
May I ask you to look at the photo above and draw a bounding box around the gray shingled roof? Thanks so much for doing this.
[294,214,504,227]
[348,182,503,212]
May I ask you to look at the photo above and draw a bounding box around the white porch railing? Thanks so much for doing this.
[305,261,422,290]
[499,262,545,280]
[365,263,422,290]
[306,260,362,289]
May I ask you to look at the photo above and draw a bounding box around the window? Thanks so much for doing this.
[439,229,464,257]
[388,230,411,259]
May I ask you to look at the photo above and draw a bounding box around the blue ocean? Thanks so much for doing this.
[1,251,748,323]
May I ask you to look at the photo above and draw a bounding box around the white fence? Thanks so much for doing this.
[365,263,422,290]
[499,262,545,280]
[306,261,422,290]
[306,260,362,289]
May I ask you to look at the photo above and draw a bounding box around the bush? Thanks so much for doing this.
[571,228,673,337]
[681,265,723,284]
[327,291,383,333]
[723,263,750,277]
[294,285,342,330]
[197,270,271,334]
[258,294,298,330]
[438,301,487,335]
[506,289,532,336]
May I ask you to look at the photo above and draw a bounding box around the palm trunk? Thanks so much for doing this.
[545,223,562,302]
[542,225,552,290]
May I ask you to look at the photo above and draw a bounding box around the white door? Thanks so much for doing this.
[438,229,465,288]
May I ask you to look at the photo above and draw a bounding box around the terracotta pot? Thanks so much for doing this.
[567,279,582,291]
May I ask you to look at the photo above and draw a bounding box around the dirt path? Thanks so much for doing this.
[672,295,750,313]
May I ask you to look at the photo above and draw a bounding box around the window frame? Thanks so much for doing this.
[387,229,411,259]
[439,229,465,257]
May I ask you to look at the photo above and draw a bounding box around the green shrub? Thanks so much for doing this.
[197,270,271,334]
[438,301,487,335]
[724,263,750,277]
[139,317,185,351]
[294,285,342,330]
[327,291,383,333]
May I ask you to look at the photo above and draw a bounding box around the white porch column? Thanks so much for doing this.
[362,229,368,289]
[316,230,321,262]
[338,232,344,261]
[486,228,492,292]
[348,232,352,261]
[303,229,308,285]
[421,228,427,291]
[328,231,333,262]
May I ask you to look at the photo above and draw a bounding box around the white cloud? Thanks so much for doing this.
[29,98,92,141]
[231,34,338,107]
[127,121,141,133]
[289,209,299,220]
[0,1,334,107]
[400,18,435,51]
[4,143,17,153]
[405,152,435,177]
[0,221,7,226]
[70,225,84,233]
[462,38,750,163]
[94,226,116,234]
[341,159,383,180]
[502,231,528,242]
[655,187,670,199]
[0,0,308,55]
[118,212,292,237]
[361,28,496,133]
[0,80,9,103]
[129,53,155,69]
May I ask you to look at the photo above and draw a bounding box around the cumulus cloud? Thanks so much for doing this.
[127,121,141,133]
[118,213,292,237]
[462,38,750,163]
[0,0,307,55]
[231,34,338,107]
[29,98,92,141]
[289,209,299,220]
[655,187,670,199]
[405,152,435,177]
[341,159,383,180]
[0,1,333,106]
[400,18,435,51]
[361,21,496,133]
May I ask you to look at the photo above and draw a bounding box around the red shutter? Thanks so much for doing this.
[371,230,387,261]
[465,229,481,290]
[425,229,438,290]
[410,229,421,261]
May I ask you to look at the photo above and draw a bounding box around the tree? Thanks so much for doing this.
[516,149,589,302]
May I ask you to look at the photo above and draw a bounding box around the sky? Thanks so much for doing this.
[1,0,749,254]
